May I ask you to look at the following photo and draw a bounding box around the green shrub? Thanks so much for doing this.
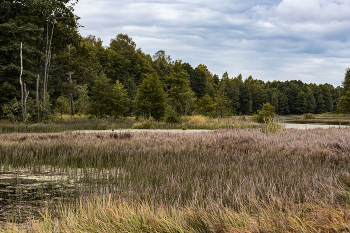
[132,117,155,129]
[253,102,276,123]
[302,113,316,119]
[164,105,181,123]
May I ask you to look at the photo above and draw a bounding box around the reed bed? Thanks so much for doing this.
[3,197,350,233]
[0,128,350,232]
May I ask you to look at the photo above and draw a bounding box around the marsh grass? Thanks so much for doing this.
[0,128,350,231]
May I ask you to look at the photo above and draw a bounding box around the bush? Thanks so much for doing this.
[253,103,275,123]
[164,105,181,123]
[302,113,316,119]
[132,117,155,129]
[187,115,207,124]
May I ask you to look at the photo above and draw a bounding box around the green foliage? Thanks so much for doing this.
[112,80,129,117]
[55,95,70,119]
[215,93,232,118]
[302,113,316,119]
[196,94,217,117]
[338,69,350,114]
[295,91,308,114]
[1,98,20,123]
[89,74,129,117]
[337,93,350,114]
[164,105,181,123]
[40,93,53,122]
[90,74,114,117]
[75,84,89,116]
[190,66,207,99]
[166,61,196,116]
[132,117,155,129]
[263,117,285,136]
[133,72,166,120]
[253,102,276,123]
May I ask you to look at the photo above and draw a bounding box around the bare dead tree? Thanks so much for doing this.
[19,42,29,122]
[43,20,55,105]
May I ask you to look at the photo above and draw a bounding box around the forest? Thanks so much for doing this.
[1,0,350,123]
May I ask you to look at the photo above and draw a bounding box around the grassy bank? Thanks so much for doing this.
[0,116,257,134]
[0,128,349,231]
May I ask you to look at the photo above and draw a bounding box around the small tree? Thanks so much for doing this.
[164,105,181,123]
[337,92,350,114]
[75,84,89,116]
[196,94,216,117]
[133,72,166,120]
[89,73,114,117]
[253,102,276,123]
[55,95,70,119]
[112,80,129,117]
[215,93,232,118]
[166,61,196,116]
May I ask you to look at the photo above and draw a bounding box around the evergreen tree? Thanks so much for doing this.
[166,61,196,116]
[133,73,166,120]
[196,94,216,117]
[191,66,207,99]
[89,73,115,117]
[278,93,289,115]
[295,91,308,114]
[338,68,350,113]
[75,84,89,116]
[215,92,232,118]
[112,80,129,117]
[238,76,252,115]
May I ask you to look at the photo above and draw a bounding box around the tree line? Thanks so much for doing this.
[1,0,350,123]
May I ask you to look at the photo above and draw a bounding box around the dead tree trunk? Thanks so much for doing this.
[43,21,55,104]
[19,42,29,122]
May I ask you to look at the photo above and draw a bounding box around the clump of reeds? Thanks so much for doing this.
[263,117,285,135]
[2,196,350,233]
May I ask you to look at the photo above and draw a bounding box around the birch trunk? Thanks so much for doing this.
[19,42,24,114]
[43,21,55,104]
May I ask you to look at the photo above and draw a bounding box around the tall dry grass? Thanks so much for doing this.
[0,128,350,231]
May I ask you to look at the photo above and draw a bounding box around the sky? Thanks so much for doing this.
[74,0,350,86]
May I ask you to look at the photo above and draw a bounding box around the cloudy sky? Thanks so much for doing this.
[74,0,350,86]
